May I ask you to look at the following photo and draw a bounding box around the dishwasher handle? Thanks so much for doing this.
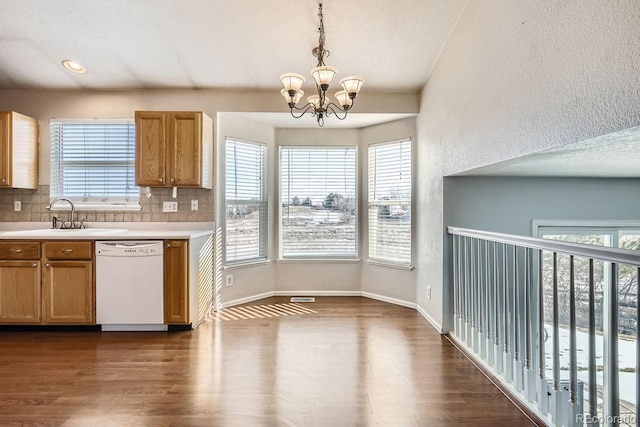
[98,242,162,250]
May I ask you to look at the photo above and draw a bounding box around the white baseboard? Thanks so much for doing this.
[417,304,443,333]
[220,291,275,309]
[361,291,416,309]
[273,290,362,297]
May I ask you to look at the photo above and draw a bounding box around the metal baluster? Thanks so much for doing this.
[537,250,548,414]
[588,259,597,425]
[551,252,562,426]
[465,237,471,344]
[524,247,535,402]
[486,239,493,367]
[569,255,581,426]
[453,235,459,338]
[504,243,512,382]
[471,238,477,352]
[495,241,503,375]
[604,262,620,422]
[478,238,485,358]
[514,245,521,390]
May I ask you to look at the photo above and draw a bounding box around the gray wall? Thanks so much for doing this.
[443,177,640,236]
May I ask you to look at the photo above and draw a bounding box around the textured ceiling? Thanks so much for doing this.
[453,126,640,178]
[0,0,468,91]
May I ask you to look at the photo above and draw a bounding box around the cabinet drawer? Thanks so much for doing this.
[44,241,92,260]
[0,241,40,259]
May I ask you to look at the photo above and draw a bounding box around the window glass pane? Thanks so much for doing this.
[368,139,411,265]
[280,147,357,258]
[50,120,139,207]
[225,139,268,264]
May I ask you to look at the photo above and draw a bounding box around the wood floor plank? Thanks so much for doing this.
[0,296,537,426]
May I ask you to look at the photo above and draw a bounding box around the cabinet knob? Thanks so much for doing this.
[32,263,37,268]
[45,263,50,268]
[166,243,172,248]
[170,178,175,183]
[1,178,5,183]
[159,178,164,183]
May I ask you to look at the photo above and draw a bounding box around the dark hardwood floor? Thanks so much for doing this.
[0,297,536,426]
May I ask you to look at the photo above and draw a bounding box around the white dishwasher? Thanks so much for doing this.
[96,241,167,331]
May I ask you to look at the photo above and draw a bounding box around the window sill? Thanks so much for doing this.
[278,258,360,264]
[366,259,414,271]
[224,259,271,270]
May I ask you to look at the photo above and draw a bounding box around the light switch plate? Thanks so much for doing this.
[162,201,178,212]
[14,201,21,211]
[191,200,198,211]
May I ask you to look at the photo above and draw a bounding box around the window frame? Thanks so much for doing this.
[279,145,358,260]
[224,137,269,266]
[49,118,140,211]
[367,138,413,268]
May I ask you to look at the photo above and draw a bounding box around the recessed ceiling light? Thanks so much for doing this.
[61,60,86,74]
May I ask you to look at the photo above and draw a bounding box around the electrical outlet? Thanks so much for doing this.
[191,199,198,211]
[427,286,432,300]
[225,274,233,287]
[14,201,21,212]
[162,201,178,212]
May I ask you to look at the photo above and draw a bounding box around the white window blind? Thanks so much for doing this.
[280,146,357,258]
[368,139,412,265]
[50,120,139,209]
[225,138,268,264]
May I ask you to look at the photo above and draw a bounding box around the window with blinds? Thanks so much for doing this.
[280,146,357,259]
[50,120,139,209]
[225,138,268,264]
[368,139,412,266]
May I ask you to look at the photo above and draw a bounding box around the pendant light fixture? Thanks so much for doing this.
[279,2,364,127]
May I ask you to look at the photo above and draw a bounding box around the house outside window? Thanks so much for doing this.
[368,139,412,266]
[49,119,139,210]
[225,138,268,264]
[280,146,357,259]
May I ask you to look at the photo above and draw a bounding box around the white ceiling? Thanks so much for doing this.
[3,1,638,173]
[453,125,640,178]
[0,0,467,92]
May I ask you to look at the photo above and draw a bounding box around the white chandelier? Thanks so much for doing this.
[279,2,364,127]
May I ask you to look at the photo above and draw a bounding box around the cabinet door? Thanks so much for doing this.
[0,261,40,323]
[0,112,9,188]
[42,261,94,324]
[164,240,189,324]
[169,112,201,186]
[135,111,167,186]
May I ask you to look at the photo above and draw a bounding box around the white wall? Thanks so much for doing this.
[359,118,417,306]
[216,113,277,305]
[416,0,640,332]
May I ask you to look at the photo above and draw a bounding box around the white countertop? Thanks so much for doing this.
[0,222,215,240]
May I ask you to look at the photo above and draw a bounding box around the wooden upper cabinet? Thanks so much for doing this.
[135,111,213,188]
[0,111,38,189]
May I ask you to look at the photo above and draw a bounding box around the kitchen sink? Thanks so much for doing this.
[2,228,128,236]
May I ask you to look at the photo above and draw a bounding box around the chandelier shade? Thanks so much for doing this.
[278,2,364,127]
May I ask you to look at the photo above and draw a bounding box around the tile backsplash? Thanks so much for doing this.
[0,186,214,223]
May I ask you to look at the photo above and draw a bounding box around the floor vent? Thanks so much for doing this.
[290,297,315,303]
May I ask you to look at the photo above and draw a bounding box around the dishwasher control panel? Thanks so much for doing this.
[95,241,164,256]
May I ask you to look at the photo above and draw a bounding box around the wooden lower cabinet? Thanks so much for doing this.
[0,260,41,323]
[42,260,93,324]
[164,240,189,324]
[0,240,95,325]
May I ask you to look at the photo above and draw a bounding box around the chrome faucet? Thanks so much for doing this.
[49,197,78,229]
